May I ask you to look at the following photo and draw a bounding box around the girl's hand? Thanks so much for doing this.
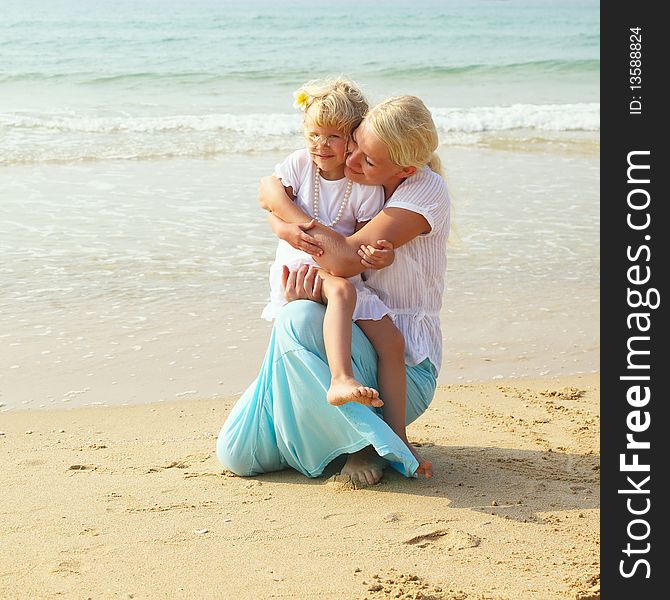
[358,239,395,269]
[280,220,323,257]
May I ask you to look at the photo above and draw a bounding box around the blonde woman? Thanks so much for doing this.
[217,95,450,486]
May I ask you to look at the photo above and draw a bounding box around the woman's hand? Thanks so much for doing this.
[279,219,323,257]
[281,265,323,303]
[358,239,395,269]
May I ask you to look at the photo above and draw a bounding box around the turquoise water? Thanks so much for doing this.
[1,0,599,163]
[2,0,599,89]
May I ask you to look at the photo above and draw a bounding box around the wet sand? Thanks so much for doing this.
[0,144,599,412]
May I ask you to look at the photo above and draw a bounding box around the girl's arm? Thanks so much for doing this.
[259,175,428,276]
[267,213,323,257]
[259,176,312,223]
[261,177,323,256]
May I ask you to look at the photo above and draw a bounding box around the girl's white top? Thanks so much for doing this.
[261,148,386,321]
[364,166,451,371]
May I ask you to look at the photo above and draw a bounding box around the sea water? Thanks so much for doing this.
[0,0,599,410]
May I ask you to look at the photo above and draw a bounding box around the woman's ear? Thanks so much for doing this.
[397,165,417,178]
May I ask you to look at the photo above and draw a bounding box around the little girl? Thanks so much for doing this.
[261,77,427,470]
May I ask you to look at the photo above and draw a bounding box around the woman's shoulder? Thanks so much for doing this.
[405,166,448,195]
[385,167,450,235]
[389,167,449,207]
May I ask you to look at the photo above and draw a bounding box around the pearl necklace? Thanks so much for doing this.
[312,167,353,228]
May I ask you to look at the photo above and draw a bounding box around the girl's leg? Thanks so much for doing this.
[317,271,383,408]
[357,317,433,478]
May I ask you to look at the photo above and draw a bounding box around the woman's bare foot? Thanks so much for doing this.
[339,445,386,485]
[405,441,433,478]
[327,376,383,407]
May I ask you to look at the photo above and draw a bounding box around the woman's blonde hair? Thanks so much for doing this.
[365,95,443,176]
[297,77,368,136]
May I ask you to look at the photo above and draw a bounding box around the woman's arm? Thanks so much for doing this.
[260,175,430,277]
[353,221,395,270]
[310,208,430,277]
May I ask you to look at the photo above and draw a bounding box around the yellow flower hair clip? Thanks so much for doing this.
[293,89,311,111]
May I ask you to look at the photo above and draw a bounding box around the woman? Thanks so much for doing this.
[216,95,450,486]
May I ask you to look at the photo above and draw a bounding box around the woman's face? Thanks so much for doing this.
[344,120,401,186]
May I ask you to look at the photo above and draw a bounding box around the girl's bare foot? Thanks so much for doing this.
[339,445,386,485]
[327,376,383,407]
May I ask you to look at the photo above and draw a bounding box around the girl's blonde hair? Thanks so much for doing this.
[297,77,368,136]
[365,95,443,176]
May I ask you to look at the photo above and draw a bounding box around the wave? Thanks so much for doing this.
[3,113,301,135]
[376,59,600,78]
[0,59,599,86]
[432,103,599,133]
[0,103,599,165]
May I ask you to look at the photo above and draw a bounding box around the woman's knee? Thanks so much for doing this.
[275,300,325,329]
[216,427,255,476]
[274,300,326,350]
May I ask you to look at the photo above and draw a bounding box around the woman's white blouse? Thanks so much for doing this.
[364,166,451,371]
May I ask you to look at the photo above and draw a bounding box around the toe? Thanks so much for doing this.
[362,469,375,486]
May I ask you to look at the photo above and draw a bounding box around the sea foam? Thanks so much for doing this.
[0,103,599,164]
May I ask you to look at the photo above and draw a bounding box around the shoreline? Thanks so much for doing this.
[1,373,599,599]
[1,144,599,412]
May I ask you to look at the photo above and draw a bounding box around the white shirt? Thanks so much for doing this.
[261,149,385,321]
[364,166,451,370]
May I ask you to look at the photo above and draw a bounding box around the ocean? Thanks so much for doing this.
[0,0,600,410]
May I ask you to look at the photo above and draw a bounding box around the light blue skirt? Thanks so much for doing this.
[216,300,437,478]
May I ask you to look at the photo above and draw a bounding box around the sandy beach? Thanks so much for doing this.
[2,3,600,598]
[0,373,599,599]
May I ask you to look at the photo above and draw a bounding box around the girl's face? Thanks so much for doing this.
[303,114,348,177]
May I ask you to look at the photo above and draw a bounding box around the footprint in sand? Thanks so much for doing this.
[404,528,480,551]
[51,559,82,575]
[68,464,96,471]
[161,453,211,470]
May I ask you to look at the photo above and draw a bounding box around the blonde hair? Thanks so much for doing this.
[365,95,443,176]
[367,95,458,244]
[297,77,368,136]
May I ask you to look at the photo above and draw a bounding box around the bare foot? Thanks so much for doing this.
[339,445,386,486]
[405,441,433,479]
[327,376,383,407]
